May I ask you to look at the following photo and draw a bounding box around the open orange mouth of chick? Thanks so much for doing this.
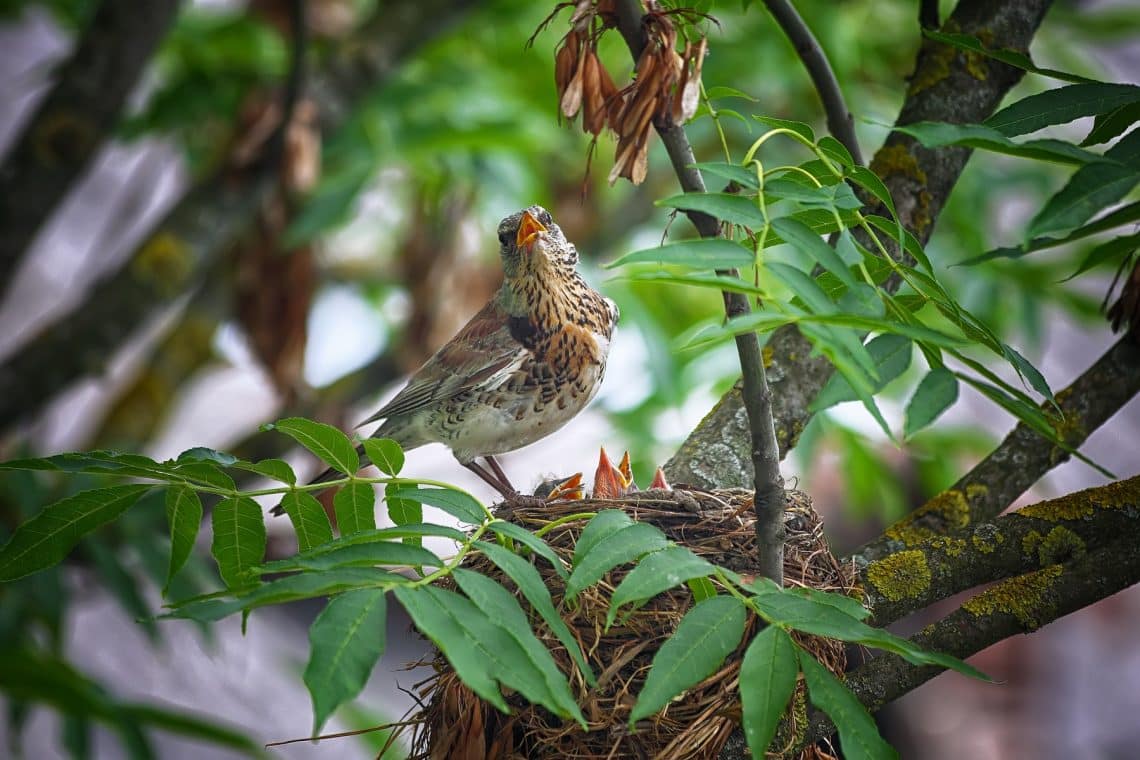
[516,210,547,248]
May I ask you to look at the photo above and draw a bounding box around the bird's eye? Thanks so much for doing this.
[498,231,512,245]
[539,210,552,225]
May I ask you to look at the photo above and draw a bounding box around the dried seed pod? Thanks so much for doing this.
[560,48,586,119]
[554,30,580,98]
[596,56,621,130]
[630,137,650,185]
[581,48,607,136]
[672,37,706,125]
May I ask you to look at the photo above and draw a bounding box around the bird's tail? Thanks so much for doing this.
[269,441,367,516]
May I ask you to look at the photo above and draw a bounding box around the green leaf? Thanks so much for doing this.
[253,541,441,574]
[864,215,934,274]
[488,520,569,579]
[87,537,157,641]
[271,418,359,475]
[1002,344,1055,403]
[904,367,959,438]
[705,85,758,102]
[116,703,258,753]
[285,161,373,246]
[452,568,586,726]
[892,122,1108,165]
[786,587,871,620]
[232,458,295,485]
[279,491,334,552]
[772,216,859,289]
[476,541,595,685]
[607,546,716,628]
[958,200,1140,266]
[799,650,898,760]
[210,496,266,589]
[167,568,398,622]
[171,461,235,491]
[1027,161,1140,240]
[304,589,388,734]
[691,308,966,351]
[689,161,759,189]
[395,585,548,714]
[753,115,815,144]
[656,192,767,228]
[818,136,854,168]
[300,523,465,548]
[922,30,1100,85]
[164,487,202,593]
[385,486,485,525]
[754,592,990,681]
[629,596,747,724]
[740,626,798,757]
[0,452,181,481]
[571,509,632,567]
[1082,102,1140,146]
[765,179,862,210]
[334,481,377,535]
[566,523,668,601]
[606,237,755,270]
[986,83,1140,137]
[621,270,766,296]
[362,439,404,476]
[1061,232,1140,281]
[0,485,151,582]
[812,334,912,411]
[687,576,717,602]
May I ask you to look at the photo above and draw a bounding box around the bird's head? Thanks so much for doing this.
[497,205,580,281]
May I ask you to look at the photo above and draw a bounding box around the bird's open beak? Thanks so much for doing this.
[516,210,547,248]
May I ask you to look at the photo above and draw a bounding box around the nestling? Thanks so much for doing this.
[302,205,618,501]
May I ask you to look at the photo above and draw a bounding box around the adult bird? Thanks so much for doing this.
[294,205,618,503]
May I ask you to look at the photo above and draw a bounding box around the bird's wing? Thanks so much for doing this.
[358,299,526,425]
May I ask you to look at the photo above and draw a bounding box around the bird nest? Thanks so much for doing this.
[405,487,855,759]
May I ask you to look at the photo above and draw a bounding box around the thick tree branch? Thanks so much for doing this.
[0,0,475,431]
[862,476,1140,625]
[0,0,181,292]
[615,0,786,582]
[856,336,1140,564]
[666,0,1053,488]
[802,535,1140,749]
[760,0,863,166]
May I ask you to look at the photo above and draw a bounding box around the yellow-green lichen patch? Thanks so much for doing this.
[866,550,932,602]
[908,39,956,96]
[885,489,970,546]
[762,345,775,368]
[962,565,1063,630]
[966,483,989,502]
[132,232,194,293]
[1019,478,1140,522]
[1033,526,1086,566]
[970,524,1005,555]
[928,535,968,558]
[870,144,928,186]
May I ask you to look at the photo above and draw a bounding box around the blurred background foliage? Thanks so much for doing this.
[0,0,1137,756]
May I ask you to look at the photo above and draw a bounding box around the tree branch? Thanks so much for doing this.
[862,476,1140,625]
[0,0,475,432]
[614,0,787,582]
[665,0,1053,489]
[855,336,1140,564]
[759,0,863,166]
[802,534,1140,749]
[0,0,181,293]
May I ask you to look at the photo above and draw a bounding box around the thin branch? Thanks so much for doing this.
[668,0,1054,489]
[855,336,1140,564]
[919,0,940,30]
[759,0,863,166]
[862,476,1140,626]
[0,0,476,431]
[801,535,1140,750]
[0,0,181,294]
[614,0,786,583]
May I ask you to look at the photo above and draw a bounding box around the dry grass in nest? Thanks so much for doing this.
[405,487,856,759]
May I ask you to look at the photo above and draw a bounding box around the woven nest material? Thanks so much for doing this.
[406,487,856,760]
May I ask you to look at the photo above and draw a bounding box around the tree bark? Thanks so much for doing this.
[0,0,181,292]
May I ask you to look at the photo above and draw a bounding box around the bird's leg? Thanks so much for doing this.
[461,460,516,499]
[483,455,516,495]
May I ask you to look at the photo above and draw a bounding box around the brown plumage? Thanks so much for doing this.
[304,205,618,502]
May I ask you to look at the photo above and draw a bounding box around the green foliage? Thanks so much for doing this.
[0,432,988,753]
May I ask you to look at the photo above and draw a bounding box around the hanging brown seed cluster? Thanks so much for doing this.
[549,0,708,186]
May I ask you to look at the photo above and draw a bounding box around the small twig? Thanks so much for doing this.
[919,0,940,30]
[613,0,786,584]
[759,0,863,166]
